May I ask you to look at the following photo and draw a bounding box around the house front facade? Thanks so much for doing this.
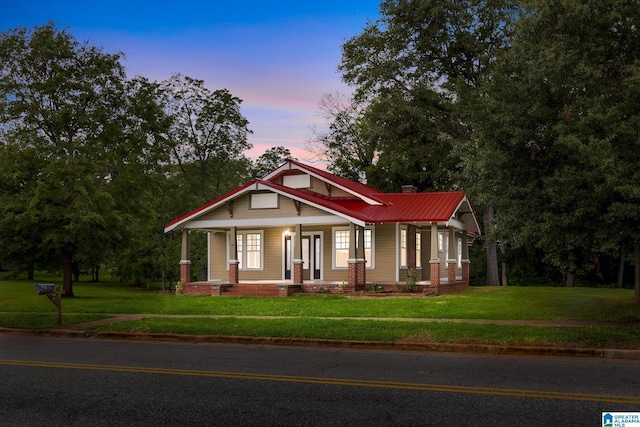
[164,160,480,297]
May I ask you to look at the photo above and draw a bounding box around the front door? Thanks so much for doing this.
[284,233,321,280]
[302,235,321,280]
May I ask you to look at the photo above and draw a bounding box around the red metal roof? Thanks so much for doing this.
[165,160,480,233]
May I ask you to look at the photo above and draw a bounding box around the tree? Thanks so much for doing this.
[307,92,379,183]
[162,73,253,203]
[469,0,640,290]
[0,23,170,295]
[252,146,295,178]
[337,0,519,282]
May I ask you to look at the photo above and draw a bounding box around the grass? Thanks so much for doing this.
[88,317,640,349]
[2,274,640,349]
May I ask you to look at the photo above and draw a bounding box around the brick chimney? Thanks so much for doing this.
[402,185,417,193]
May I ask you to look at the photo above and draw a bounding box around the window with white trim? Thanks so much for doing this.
[362,228,372,268]
[438,231,448,254]
[232,231,263,270]
[400,227,407,268]
[416,232,422,268]
[334,229,349,268]
[332,227,374,268]
[457,237,463,268]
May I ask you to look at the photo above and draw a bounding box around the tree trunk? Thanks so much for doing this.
[484,205,500,286]
[617,247,625,288]
[501,262,508,287]
[62,251,75,297]
[635,240,640,299]
[72,262,80,282]
[565,270,575,287]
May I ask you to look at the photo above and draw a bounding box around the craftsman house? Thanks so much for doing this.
[164,159,480,297]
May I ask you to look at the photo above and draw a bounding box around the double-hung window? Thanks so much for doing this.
[400,227,408,267]
[332,227,374,268]
[233,231,263,270]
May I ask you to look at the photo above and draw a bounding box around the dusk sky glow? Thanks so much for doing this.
[2,1,381,161]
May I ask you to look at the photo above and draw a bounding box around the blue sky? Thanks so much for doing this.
[2,1,381,160]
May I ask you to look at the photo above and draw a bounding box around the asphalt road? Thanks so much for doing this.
[0,335,638,426]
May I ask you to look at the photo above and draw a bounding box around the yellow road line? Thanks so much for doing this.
[1,359,638,405]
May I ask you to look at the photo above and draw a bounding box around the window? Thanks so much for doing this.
[457,237,463,268]
[246,233,261,269]
[334,229,349,268]
[232,231,263,270]
[332,227,374,268]
[416,232,422,268]
[362,228,372,268]
[400,227,407,267]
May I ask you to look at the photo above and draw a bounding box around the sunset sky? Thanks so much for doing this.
[1,1,381,161]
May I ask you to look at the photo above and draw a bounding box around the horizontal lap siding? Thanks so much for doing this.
[366,224,397,283]
[209,232,228,280]
[237,227,282,281]
[209,228,283,281]
[319,224,345,282]
[198,193,334,221]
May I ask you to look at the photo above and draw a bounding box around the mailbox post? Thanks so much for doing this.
[35,284,65,326]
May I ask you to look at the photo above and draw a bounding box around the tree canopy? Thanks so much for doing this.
[314,0,640,292]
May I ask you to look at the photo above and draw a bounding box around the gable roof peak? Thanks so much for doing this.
[263,159,385,206]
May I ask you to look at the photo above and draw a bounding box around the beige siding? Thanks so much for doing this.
[209,232,228,280]
[209,222,435,284]
[208,228,283,281]
[237,228,283,281]
[366,224,397,283]
[272,172,353,198]
[198,192,334,222]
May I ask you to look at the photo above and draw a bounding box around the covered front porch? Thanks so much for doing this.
[177,221,472,297]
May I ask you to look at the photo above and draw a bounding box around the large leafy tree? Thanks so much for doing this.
[336,0,518,282]
[162,73,253,204]
[252,146,295,178]
[0,23,170,295]
[307,92,379,184]
[470,0,640,291]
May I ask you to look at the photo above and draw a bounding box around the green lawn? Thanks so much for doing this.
[1,275,639,348]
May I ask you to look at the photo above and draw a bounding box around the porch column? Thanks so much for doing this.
[429,223,440,286]
[229,226,239,284]
[180,229,191,284]
[447,227,457,283]
[461,230,470,283]
[347,223,364,287]
[356,224,366,286]
[293,224,304,284]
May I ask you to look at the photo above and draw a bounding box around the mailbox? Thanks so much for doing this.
[34,283,56,294]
